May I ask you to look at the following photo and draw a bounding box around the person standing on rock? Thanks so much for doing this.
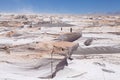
[70,28,72,32]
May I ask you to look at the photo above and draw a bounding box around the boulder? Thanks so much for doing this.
[56,32,82,42]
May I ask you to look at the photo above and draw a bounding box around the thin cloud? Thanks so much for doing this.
[17,7,36,14]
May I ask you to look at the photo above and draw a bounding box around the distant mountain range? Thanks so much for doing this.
[106,12,120,15]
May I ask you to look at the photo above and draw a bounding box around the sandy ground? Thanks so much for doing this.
[0,31,120,80]
[0,15,120,80]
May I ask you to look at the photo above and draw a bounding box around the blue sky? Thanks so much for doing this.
[0,0,120,14]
